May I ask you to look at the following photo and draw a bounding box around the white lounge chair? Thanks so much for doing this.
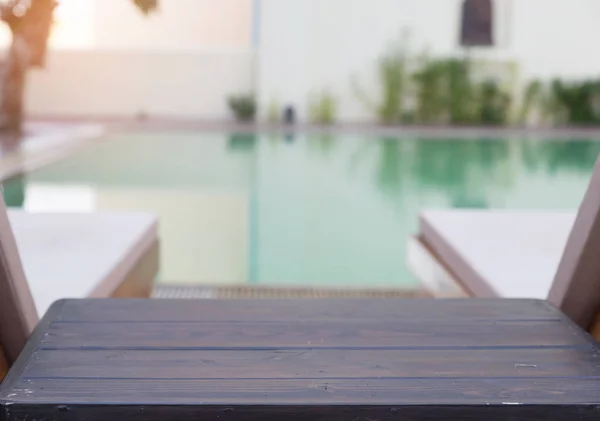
[0,193,159,369]
[410,155,600,336]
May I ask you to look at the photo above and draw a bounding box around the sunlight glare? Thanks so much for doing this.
[50,0,95,49]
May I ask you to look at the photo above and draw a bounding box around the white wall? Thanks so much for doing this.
[20,0,255,120]
[21,0,600,121]
[258,0,600,122]
[25,49,254,119]
[93,0,253,50]
[511,0,600,80]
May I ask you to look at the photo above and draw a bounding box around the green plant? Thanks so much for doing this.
[267,99,281,124]
[412,57,448,124]
[477,80,511,126]
[411,57,479,125]
[518,80,543,125]
[377,52,407,124]
[227,94,257,122]
[549,79,600,125]
[308,91,338,125]
[446,58,477,124]
[353,34,410,124]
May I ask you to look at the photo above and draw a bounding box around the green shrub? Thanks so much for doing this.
[377,52,407,124]
[353,34,410,124]
[267,99,281,124]
[308,91,338,125]
[412,57,482,125]
[353,31,600,127]
[517,79,600,126]
[446,58,478,124]
[518,80,543,125]
[477,80,511,126]
[228,94,257,122]
[550,79,600,125]
[412,57,447,124]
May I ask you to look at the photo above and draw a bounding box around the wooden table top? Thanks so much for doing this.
[2,298,600,421]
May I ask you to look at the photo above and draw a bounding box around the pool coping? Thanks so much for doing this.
[0,123,106,183]
[103,120,600,140]
[28,117,600,139]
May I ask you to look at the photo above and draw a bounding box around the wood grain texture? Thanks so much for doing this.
[2,298,600,421]
[40,319,586,349]
[24,347,600,379]
[6,377,600,405]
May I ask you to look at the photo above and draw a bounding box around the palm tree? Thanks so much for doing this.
[0,0,158,133]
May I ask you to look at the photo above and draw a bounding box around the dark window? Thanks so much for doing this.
[460,0,494,47]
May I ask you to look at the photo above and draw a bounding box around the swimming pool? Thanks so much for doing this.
[3,131,600,289]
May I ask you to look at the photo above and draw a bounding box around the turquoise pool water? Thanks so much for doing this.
[3,132,600,288]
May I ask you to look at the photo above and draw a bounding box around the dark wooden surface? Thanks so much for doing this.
[2,299,600,420]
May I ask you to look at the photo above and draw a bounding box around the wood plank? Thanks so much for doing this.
[6,377,600,406]
[23,347,600,379]
[55,298,558,322]
[40,319,586,349]
[3,299,600,421]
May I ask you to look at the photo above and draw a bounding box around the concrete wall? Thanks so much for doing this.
[257,0,600,122]
[25,49,255,119]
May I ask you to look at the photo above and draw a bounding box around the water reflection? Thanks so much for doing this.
[361,137,600,209]
[307,134,336,157]
[227,133,257,153]
[410,139,510,191]
[530,141,600,175]
[376,138,404,197]
[3,176,26,207]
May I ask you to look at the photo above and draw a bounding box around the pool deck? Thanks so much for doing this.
[111,120,600,140]
[30,117,600,138]
[0,122,105,182]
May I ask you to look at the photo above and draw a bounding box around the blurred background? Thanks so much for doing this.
[0,0,598,300]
